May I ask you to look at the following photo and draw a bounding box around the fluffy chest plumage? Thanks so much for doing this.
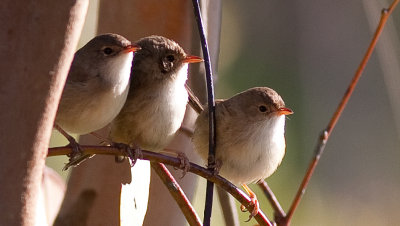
[112,64,189,151]
[217,115,287,185]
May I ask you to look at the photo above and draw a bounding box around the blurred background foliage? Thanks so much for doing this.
[47,0,400,225]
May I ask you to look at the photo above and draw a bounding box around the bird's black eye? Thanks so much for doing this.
[259,105,268,112]
[166,55,175,62]
[103,47,113,55]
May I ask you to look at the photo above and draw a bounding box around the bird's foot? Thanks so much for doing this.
[54,124,89,170]
[240,184,260,222]
[240,197,259,222]
[176,152,190,178]
[62,138,92,171]
[112,142,143,167]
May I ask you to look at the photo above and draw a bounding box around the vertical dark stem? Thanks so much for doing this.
[191,0,216,225]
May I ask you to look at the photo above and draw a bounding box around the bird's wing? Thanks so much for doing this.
[66,60,92,84]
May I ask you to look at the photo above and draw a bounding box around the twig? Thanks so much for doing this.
[150,162,202,226]
[190,1,217,226]
[257,181,286,222]
[185,83,204,114]
[48,146,272,226]
[283,1,400,225]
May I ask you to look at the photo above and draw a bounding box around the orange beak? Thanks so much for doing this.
[183,55,203,63]
[278,107,293,115]
[123,43,141,53]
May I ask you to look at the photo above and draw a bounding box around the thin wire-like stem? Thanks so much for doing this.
[284,1,400,225]
[150,162,202,226]
[257,181,286,221]
[191,1,217,225]
[48,146,272,226]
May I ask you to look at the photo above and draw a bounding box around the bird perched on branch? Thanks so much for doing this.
[192,87,293,219]
[110,35,202,155]
[54,33,140,170]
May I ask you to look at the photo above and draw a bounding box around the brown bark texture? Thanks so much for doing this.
[0,1,88,225]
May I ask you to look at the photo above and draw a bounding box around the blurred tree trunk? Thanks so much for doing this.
[0,1,87,225]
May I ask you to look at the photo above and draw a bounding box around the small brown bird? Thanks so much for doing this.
[55,34,140,169]
[110,35,202,152]
[192,87,293,217]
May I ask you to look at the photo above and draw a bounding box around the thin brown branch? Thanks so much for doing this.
[186,83,204,114]
[150,162,202,226]
[48,146,272,226]
[283,1,400,225]
[325,0,400,135]
[257,181,286,222]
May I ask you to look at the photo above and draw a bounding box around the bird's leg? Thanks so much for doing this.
[159,149,191,178]
[54,124,81,156]
[240,184,260,222]
[54,124,90,170]
[112,142,142,167]
[87,132,127,163]
[176,125,194,177]
[62,132,115,170]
